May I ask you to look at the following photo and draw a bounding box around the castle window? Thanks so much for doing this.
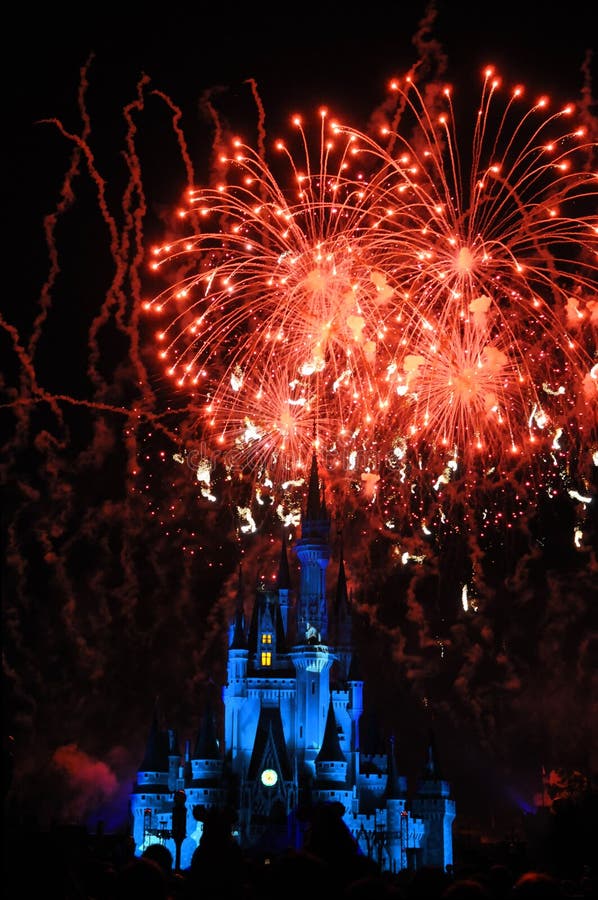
[261,651,272,667]
[261,633,272,644]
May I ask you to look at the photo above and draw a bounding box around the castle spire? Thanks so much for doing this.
[229,564,247,650]
[331,535,353,681]
[423,729,442,779]
[305,450,324,523]
[193,699,220,761]
[140,698,169,771]
[294,451,331,641]
[334,538,350,622]
[278,531,290,590]
[315,701,346,763]
[301,450,330,538]
[384,735,404,799]
[313,700,348,793]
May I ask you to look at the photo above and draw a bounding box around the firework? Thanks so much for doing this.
[146,109,403,479]
[145,68,598,521]
[341,68,597,469]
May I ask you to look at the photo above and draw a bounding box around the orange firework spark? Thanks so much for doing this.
[338,67,597,473]
[145,68,597,520]
[146,107,400,480]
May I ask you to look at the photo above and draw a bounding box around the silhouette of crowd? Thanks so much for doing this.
[3,802,597,899]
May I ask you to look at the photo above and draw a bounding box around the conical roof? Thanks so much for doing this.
[278,532,291,589]
[383,735,404,799]
[140,701,170,771]
[315,701,346,763]
[422,729,442,779]
[230,564,247,650]
[301,451,330,541]
[193,701,221,761]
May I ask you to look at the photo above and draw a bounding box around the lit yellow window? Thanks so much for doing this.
[262,633,272,644]
[261,651,272,667]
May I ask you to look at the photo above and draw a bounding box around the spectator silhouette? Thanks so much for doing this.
[257,847,335,900]
[142,843,174,875]
[407,864,453,900]
[442,879,491,899]
[343,871,407,899]
[113,856,169,900]
[184,805,251,899]
[487,865,515,900]
[300,800,379,889]
[509,871,562,899]
[142,844,186,897]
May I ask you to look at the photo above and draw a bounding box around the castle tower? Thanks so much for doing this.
[185,701,226,863]
[130,703,177,858]
[383,736,408,872]
[345,646,364,786]
[312,700,351,810]
[224,567,249,754]
[411,731,456,870]
[190,700,222,784]
[168,728,182,791]
[290,452,333,773]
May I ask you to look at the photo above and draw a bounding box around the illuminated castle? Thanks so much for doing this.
[130,453,455,872]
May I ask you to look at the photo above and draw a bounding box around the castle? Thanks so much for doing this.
[129,453,455,872]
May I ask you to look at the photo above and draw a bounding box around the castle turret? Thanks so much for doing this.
[130,702,172,857]
[168,728,182,791]
[224,567,250,754]
[383,736,408,872]
[290,454,333,771]
[191,701,222,784]
[383,735,407,801]
[411,731,456,870]
[183,739,192,784]
[313,700,351,809]
[346,644,364,783]
[229,565,248,652]
[139,702,170,783]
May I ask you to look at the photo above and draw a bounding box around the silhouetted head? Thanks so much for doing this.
[408,865,452,900]
[114,857,168,900]
[142,842,173,874]
[302,801,360,862]
[510,871,561,899]
[442,879,491,899]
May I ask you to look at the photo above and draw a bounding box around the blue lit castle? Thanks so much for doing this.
[130,453,455,872]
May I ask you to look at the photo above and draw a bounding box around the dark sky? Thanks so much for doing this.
[3,1,597,840]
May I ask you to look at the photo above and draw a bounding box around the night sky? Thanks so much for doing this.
[3,1,597,841]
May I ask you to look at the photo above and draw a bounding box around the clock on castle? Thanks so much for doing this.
[129,453,455,872]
